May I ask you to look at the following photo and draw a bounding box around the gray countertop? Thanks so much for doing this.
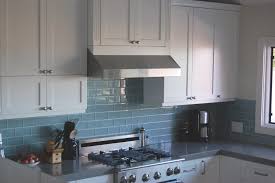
[36,141,275,182]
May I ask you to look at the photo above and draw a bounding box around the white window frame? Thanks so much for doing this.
[256,37,275,135]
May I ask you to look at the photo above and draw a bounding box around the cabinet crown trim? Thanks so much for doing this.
[171,0,241,11]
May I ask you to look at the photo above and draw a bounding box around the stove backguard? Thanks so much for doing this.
[79,134,141,157]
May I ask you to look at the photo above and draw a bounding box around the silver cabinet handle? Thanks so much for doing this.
[201,160,206,175]
[47,70,53,74]
[217,95,221,98]
[129,40,135,44]
[135,41,140,44]
[182,168,196,173]
[47,106,53,111]
[39,70,47,74]
[192,96,196,100]
[186,97,192,100]
[254,171,269,177]
[39,107,47,111]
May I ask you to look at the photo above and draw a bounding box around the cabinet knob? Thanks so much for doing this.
[135,41,140,44]
[192,96,196,100]
[129,40,135,44]
[186,97,192,100]
[39,70,47,74]
[217,95,221,98]
[39,107,47,111]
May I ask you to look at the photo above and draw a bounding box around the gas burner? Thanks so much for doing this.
[88,147,171,166]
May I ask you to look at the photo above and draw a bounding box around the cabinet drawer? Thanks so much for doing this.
[241,161,275,183]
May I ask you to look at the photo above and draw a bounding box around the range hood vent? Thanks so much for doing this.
[88,53,181,79]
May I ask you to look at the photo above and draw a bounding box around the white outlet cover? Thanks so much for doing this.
[231,121,243,133]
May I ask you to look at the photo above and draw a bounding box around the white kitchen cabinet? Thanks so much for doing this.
[163,6,192,105]
[191,8,216,102]
[99,0,134,46]
[144,1,240,106]
[0,76,87,119]
[44,0,87,76]
[135,0,167,47]
[196,157,219,183]
[181,160,200,183]
[219,156,242,183]
[0,0,87,76]
[76,175,113,183]
[47,76,87,115]
[89,0,169,55]
[144,5,191,106]
[1,77,47,118]
[213,10,239,100]
[241,161,275,183]
[0,0,41,76]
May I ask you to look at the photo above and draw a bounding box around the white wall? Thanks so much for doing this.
[238,4,275,100]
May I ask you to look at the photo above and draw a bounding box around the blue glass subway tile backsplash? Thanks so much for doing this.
[0,78,222,156]
[216,99,275,147]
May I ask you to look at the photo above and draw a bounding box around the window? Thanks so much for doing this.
[270,47,275,124]
[256,38,275,135]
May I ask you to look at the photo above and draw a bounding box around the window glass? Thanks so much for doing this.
[270,47,275,123]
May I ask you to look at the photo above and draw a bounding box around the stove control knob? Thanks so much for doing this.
[142,174,150,182]
[154,172,161,180]
[167,168,174,176]
[120,176,127,183]
[129,175,136,183]
[174,167,181,174]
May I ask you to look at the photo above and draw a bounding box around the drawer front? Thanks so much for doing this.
[241,161,275,183]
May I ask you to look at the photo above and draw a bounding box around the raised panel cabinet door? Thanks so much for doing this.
[46,76,87,114]
[0,0,42,76]
[1,76,47,116]
[46,0,87,75]
[213,10,239,100]
[163,6,193,104]
[220,156,242,183]
[191,8,216,101]
[100,0,135,46]
[197,157,219,183]
[135,0,167,47]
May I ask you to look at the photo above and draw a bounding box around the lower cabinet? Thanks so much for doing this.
[196,157,219,183]
[220,156,275,183]
[241,161,275,183]
[181,157,219,183]
[0,76,87,119]
[219,156,242,183]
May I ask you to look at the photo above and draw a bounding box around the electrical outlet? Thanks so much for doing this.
[231,121,243,133]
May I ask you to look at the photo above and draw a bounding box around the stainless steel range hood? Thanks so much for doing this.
[88,53,181,79]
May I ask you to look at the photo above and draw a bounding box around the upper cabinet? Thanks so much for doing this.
[191,8,216,102]
[144,1,240,106]
[0,76,87,119]
[45,0,87,76]
[99,0,134,46]
[89,0,169,55]
[0,0,88,119]
[0,0,87,76]
[213,10,239,100]
[0,0,40,76]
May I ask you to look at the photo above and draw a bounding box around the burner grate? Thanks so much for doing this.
[88,147,171,166]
